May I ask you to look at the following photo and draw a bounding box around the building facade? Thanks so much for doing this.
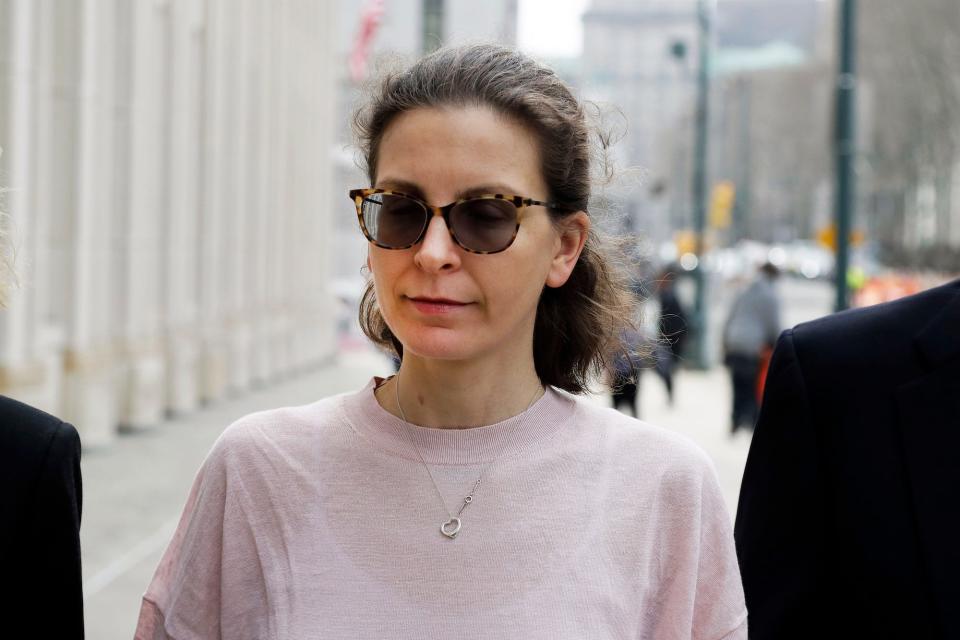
[581,0,828,246]
[0,0,339,446]
[580,0,700,243]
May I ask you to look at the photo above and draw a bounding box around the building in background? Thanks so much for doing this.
[0,0,339,446]
[706,0,832,247]
[580,0,828,250]
[707,0,960,273]
[581,0,699,243]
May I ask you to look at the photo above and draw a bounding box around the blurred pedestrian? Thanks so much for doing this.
[735,278,960,639]
[722,262,781,433]
[136,44,746,639]
[609,325,646,417]
[656,266,688,404]
[0,211,84,638]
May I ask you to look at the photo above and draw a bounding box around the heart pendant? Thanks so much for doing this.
[440,517,462,539]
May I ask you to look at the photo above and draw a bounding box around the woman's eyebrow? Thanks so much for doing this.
[373,179,521,202]
[455,184,519,199]
[374,178,425,197]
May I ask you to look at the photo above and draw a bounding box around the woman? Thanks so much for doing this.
[136,44,746,639]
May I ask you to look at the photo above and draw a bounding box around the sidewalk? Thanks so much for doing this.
[81,346,749,639]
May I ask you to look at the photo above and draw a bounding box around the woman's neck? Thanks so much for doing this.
[377,354,543,429]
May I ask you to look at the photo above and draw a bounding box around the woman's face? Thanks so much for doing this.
[367,105,586,365]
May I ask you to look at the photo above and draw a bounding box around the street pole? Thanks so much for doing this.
[690,0,712,368]
[422,0,444,54]
[834,0,857,311]
[735,76,751,243]
[668,41,689,236]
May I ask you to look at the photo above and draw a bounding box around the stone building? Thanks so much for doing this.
[0,0,339,446]
[580,0,826,245]
[581,0,700,241]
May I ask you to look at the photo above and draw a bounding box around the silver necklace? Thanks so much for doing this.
[394,373,542,540]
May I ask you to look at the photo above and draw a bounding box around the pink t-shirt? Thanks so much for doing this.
[136,379,747,639]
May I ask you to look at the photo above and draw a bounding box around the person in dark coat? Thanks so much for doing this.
[610,326,646,418]
[656,267,688,404]
[734,278,960,639]
[0,395,84,638]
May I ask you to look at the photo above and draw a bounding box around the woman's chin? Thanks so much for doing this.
[396,330,486,363]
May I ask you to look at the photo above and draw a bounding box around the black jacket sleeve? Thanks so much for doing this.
[0,399,85,639]
[32,421,85,636]
[734,329,826,639]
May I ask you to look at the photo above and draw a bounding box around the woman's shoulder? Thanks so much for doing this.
[562,394,729,523]
[564,392,715,479]
[206,389,356,466]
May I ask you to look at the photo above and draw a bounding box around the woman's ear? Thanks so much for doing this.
[545,212,589,288]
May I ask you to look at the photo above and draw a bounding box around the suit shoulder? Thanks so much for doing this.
[0,397,79,491]
[0,395,64,431]
[0,395,77,455]
[792,280,958,349]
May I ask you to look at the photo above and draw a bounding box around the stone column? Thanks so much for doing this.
[0,0,45,407]
[164,0,205,415]
[198,0,229,403]
[247,0,270,387]
[38,0,86,419]
[307,0,338,366]
[117,0,170,430]
[62,0,122,446]
[264,0,291,379]
[222,0,252,393]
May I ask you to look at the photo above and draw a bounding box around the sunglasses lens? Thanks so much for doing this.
[362,194,428,248]
[450,198,518,253]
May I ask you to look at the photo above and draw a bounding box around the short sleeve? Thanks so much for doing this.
[643,442,748,640]
[135,428,271,640]
[692,461,748,640]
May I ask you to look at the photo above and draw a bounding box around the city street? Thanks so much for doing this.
[81,277,833,639]
[3,0,955,636]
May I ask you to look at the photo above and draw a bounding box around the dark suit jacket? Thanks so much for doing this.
[0,395,84,639]
[734,278,960,639]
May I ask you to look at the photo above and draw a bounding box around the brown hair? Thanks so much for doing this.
[353,43,637,394]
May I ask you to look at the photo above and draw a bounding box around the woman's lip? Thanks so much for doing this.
[407,297,471,314]
[409,297,467,305]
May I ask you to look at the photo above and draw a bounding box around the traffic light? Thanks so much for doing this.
[709,180,736,229]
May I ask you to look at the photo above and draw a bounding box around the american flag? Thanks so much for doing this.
[349,0,386,83]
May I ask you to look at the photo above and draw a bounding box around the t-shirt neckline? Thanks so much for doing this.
[340,377,573,466]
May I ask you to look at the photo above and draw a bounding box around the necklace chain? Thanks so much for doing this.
[394,372,542,539]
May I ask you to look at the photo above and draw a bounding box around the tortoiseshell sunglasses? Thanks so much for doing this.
[349,188,564,254]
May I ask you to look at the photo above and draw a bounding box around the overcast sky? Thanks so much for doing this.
[517,0,590,58]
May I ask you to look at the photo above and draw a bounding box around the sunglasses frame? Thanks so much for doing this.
[349,187,563,255]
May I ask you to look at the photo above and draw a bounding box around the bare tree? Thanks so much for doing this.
[860,0,960,268]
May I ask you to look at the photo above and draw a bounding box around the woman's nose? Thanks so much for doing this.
[413,215,461,273]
